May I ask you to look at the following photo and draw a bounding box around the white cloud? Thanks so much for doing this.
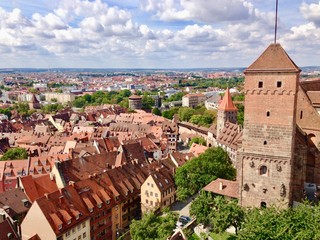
[140,0,252,22]
[300,1,320,27]
[0,0,318,68]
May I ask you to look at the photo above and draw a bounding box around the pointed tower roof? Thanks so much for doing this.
[245,43,301,73]
[30,94,39,103]
[218,88,237,111]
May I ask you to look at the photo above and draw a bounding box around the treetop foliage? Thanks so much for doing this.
[175,147,236,201]
[1,147,28,161]
[130,211,178,240]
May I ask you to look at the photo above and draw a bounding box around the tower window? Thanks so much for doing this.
[260,166,267,175]
[258,81,263,88]
[300,111,303,119]
[266,111,270,117]
[277,81,282,87]
[263,140,267,145]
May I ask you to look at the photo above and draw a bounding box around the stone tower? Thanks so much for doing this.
[29,94,41,110]
[238,43,301,208]
[128,94,142,110]
[217,88,238,139]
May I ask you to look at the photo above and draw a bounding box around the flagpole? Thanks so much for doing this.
[274,0,278,44]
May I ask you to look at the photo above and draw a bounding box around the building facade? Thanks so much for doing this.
[238,43,301,208]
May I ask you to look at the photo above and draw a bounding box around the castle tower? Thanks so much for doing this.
[29,94,41,110]
[238,43,301,208]
[217,88,238,138]
[128,94,142,110]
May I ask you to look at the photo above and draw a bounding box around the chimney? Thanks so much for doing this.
[44,193,49,199]
[59,196,64,204]
[69,181,75,187]
[219,181,223,191]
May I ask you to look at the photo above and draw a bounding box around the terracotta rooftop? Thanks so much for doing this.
[203,178,239,199]
[128,94,142,99]
[0,218,19,240]
[245,43,301,73]
[218,88,237,111]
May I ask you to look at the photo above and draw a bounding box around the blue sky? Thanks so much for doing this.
[0,0,319,68]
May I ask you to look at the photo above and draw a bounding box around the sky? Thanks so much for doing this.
[0,0,319,68]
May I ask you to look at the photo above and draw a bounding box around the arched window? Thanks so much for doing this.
[260,165,267,175]
[260,201,267,208]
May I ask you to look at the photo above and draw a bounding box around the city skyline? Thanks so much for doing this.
[0,0,319,69]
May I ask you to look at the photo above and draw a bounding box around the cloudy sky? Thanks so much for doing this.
[0,0,319,68]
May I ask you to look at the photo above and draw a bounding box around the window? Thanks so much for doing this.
[83,233,86,238]
[260,166,267,175]
[150,201,153,206]
[78,236,81,240]
[260,202,267,208]
[82,222,86,228]
[277,81,282,87]
[151,184,154,188]
[258,81,263,88]
[266,111,270,117]
[66,231,70,237]
[300,111,303,119]
[155,193,158,198]
[150,192,153,196]
[263,140,267,145]
[58,224,62,230]
[146,199,148,204]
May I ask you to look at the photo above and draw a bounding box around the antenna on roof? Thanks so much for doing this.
[274,0,279,44]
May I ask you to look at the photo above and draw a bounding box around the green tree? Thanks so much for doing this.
[130,211,178,240]
[164,92,185,102]
[188,137,206,147]
[238,202,320,240]
[152,107,162,116]
[142,95,155,110]
[73,98,86,108]
[13,103,30,118]
[1,148,28,160]
[175,147,236,201]
[210,196,244,235]
[190,191,215,225]
[41,103,64,114]
[162,107,179,120]
[178,107,195,121]
[236,103,244,126]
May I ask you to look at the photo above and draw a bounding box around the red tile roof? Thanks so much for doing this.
[203,178,239,199]
[245,43,301,73]
[218,88,237,111]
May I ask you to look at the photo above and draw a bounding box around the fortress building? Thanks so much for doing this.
[237,43,320,208]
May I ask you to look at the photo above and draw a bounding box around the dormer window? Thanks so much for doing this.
[75,214,80,220]
[89,208,93,213]
[58,224,62,230]
[106,200,110,205]
[67,219,71,225]
[97,204,102,209]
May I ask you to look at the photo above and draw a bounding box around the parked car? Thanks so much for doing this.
[176,215,192,228]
